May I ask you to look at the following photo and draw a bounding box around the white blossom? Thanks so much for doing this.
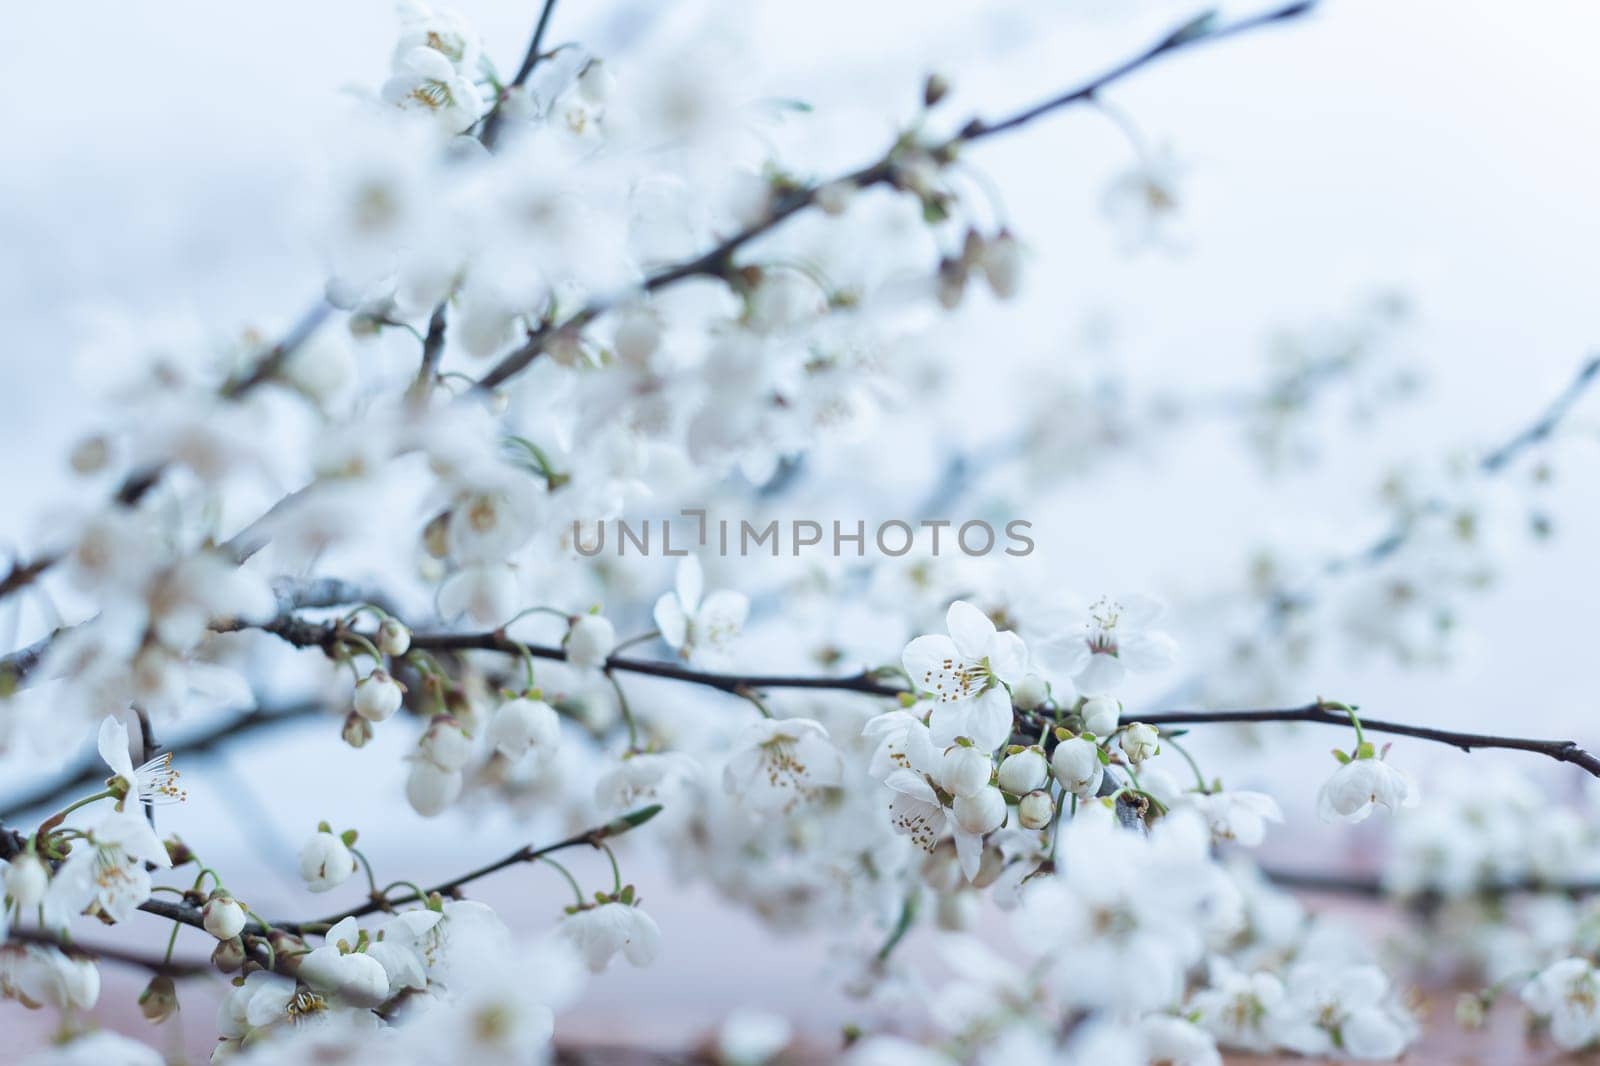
[723,717,844,812]
[560,902,661,973]
[654,556,748,665]
[1317,755,1418,823]
[299,831,357,893]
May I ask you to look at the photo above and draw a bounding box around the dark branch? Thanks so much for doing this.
[480,0,562,150]
[0,703,324,821]
[3,926,210,978]
[1134,703,1600,778]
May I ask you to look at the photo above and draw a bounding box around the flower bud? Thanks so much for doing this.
[951,786,1006,836]
[353,669,404,722]
[920,841,963,894]
[299,831,357,893]
[138,974,179,1023]
[1120,722,1160,764]
[377,618,412,656]
[996,748,1048,795]
[923,72,951,108]
[202,894,247,940]
[815,181,855,217]
[1018,789,1056,830]
[211,936,248,973]
[419,716,472,772]
[69,435,111,476]
[972,844,1006,889]
[342,711,374,749]
[4,852,49,911]
[405,759,463,817]
[613,310,661,369]
[1081,696,1121,737]
[981,230,1021,300]
[939,745,992,798]
[936,891,977,931]
[487,697,560,760]
[1051,736,1104,798]
[1011,673,1049,711]
[566,614,617,670]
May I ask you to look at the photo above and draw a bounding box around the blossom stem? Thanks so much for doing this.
[36,787,118,835]
[875,893,918,964]
[1163,735,1211,793]
[604,670,641,753]
[538,856,586,908]
[598,842,622,896]
[350,846,381,902]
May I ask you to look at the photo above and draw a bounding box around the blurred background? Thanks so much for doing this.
[3,0,1599,1059]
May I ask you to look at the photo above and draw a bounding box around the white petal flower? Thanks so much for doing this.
[1316,756,1418,823]
[406,758,464,816]
[1523,958,1600,1051]
[96,716,186,807]
[353,669,404,722]
[996,748,1048,795]
[1051,736,1104,798]
[559,903,661,973]
[653,556,748,665]
[901,601,1027,750]
[567,614,617,670]
[723,717,844,812]
[299,831,357,893]
[1191,790,1283,847]
[1120,722,1160,765]
[487,697,561,761]
[1035,594,1176,696]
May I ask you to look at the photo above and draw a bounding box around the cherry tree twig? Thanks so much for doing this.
[230,611,1600,778]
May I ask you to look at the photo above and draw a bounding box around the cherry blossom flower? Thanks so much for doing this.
[45,808,171,925]
[1190,790,1283,847]
[723,717,844,813]
[901,601,1026,750]
[1522,958,1600,1051]
[559,902,661,973]
[1036,595,1176,696]
[299,830,358,893]
[96,716,186,808]
[654,556,748,665]
[566,613,617,670]
[1317,755,1418,823]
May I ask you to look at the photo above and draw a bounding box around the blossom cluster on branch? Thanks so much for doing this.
[3,1,1600,1064]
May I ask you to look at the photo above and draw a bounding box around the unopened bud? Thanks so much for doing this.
[69,435,111,476]
[342,711,374,749]
[138,975,179,1022]
[202,894,247,940]
[211,936,247,973]
[377,618,411,656]
[1018,789,1056,830]
[922,73,951,108]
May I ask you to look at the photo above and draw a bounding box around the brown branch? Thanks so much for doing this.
[1264,866,1600,901]
[0,703,324,821]
[238,610,1600,780]
[3,926,210,978]
[1134,703,1600,778]
[479,0,562,150]
[473,1,1316,392]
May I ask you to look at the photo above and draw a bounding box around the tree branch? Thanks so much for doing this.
[1134,703,1600,778]
[480,0,562,149]
[3,926,210,978]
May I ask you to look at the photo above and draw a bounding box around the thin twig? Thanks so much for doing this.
[3,926,210,978]
[480,0,562,149]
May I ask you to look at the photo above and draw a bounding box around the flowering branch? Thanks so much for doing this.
[125,805,661,945]
[474,0,1317,392]
[479,0,562,149]
[1264,866,1600,901]
[1134,704,1600,777]
[0,309,334,606]
[232,608,1600,780]
[3,926,210,978]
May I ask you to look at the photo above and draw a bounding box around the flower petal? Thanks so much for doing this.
[946,601,997,660]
